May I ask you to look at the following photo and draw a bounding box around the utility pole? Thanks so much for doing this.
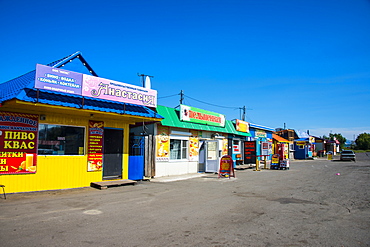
[180,90,184,105]
[239,106,246,121]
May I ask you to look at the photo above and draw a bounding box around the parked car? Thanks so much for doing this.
[340,150,356,161]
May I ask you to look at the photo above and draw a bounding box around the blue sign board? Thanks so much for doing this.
[35,64,83,95]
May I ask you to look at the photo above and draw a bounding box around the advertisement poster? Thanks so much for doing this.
[244,141,256,164]
[179,104,225,127]
[218,155,235,178]
[82,74,157,107]
[156,126,169,161]
[189,137,199,161]
[0,111,38,174]
[222,139,228,156]
[35,64,83,95]
[87,121,104,171]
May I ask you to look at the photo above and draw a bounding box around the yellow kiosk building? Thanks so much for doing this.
[0,52,162,193]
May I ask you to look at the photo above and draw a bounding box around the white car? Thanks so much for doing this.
[340,150,356,161]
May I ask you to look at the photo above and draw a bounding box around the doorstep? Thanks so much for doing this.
[90,179,137,190]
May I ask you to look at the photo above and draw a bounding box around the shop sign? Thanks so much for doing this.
[255,130,266,138]
[82,74,157,107]
[296,141,306,145]
[309,136,315,143]
[156,126,170,161]
[87,121,104,171]
[189,137,199,161]
[244,141,256,164]
[180,105,225,127]
[261,141,270,156]
[35,64,83,95]
[236,119,249,133]
[35,65,157,107]
[0,111,38,174]
[218,155,235,178]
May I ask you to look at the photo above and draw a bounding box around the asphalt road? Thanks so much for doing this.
[1,154,369,247]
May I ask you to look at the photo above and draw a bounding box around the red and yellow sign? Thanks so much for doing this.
[156,126,170,161]
[87,120,104,171]
[218,155,235,178]
[0,111,38,174]
[236,119,249,133]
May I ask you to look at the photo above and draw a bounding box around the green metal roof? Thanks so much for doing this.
[157,105,251,137]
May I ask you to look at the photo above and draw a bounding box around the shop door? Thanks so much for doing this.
[205,140,219,172]
[103,128,123,179]
[128,135,144,180]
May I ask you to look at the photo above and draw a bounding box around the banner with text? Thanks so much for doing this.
[180,105,225,127]
[0,111,38,174]
[35,64,83,95]
[35,64,157,107]
[87,121,104,171]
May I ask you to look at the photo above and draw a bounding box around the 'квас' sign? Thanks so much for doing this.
[0,111,38,174]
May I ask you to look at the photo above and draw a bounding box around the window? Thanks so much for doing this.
[170,139,188,160]
[38,124,85,155]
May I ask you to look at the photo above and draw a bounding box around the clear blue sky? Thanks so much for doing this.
[1,0,369,140]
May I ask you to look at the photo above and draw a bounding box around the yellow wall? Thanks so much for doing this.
[0,109,131,193]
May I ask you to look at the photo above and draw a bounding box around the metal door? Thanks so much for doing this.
[103,128,123,179]
[128,135,145,180]
[205,140,219,172]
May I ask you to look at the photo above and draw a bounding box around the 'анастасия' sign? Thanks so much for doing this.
[180,104,225,127]
[35,64,157,107]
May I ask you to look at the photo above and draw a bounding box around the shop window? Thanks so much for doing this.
[170,139,188,160]
[38,124,85,155]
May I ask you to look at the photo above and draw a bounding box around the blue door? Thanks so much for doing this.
[128,136,145,180]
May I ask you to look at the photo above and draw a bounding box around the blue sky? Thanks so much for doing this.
[1,0,369,140]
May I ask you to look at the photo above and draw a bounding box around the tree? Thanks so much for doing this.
[355,133,370,150]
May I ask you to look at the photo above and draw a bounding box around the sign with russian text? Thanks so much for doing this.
[244,141,256,164]
[236,119,249,133]
[255,130,267,138]
[87,121,104,171]
[180,105,225,127]
[35,64,83,95]
[82,74,157,107]
[35,64,158,107]
[218,155,235,178]
[0,111,38,174]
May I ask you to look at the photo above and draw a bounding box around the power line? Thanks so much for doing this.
[158,93,180,99]
[184,95,239,109]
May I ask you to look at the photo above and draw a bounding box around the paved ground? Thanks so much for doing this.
[1,154,369,246]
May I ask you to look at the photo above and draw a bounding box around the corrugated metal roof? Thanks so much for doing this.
[157,105,251,136]
[0,52,162,120]
[273,134,290,142]
[249,123,275,132]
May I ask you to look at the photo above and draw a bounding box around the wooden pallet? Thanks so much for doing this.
[90,179,137,190]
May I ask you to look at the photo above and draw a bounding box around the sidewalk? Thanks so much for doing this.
[149,173,210,183]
